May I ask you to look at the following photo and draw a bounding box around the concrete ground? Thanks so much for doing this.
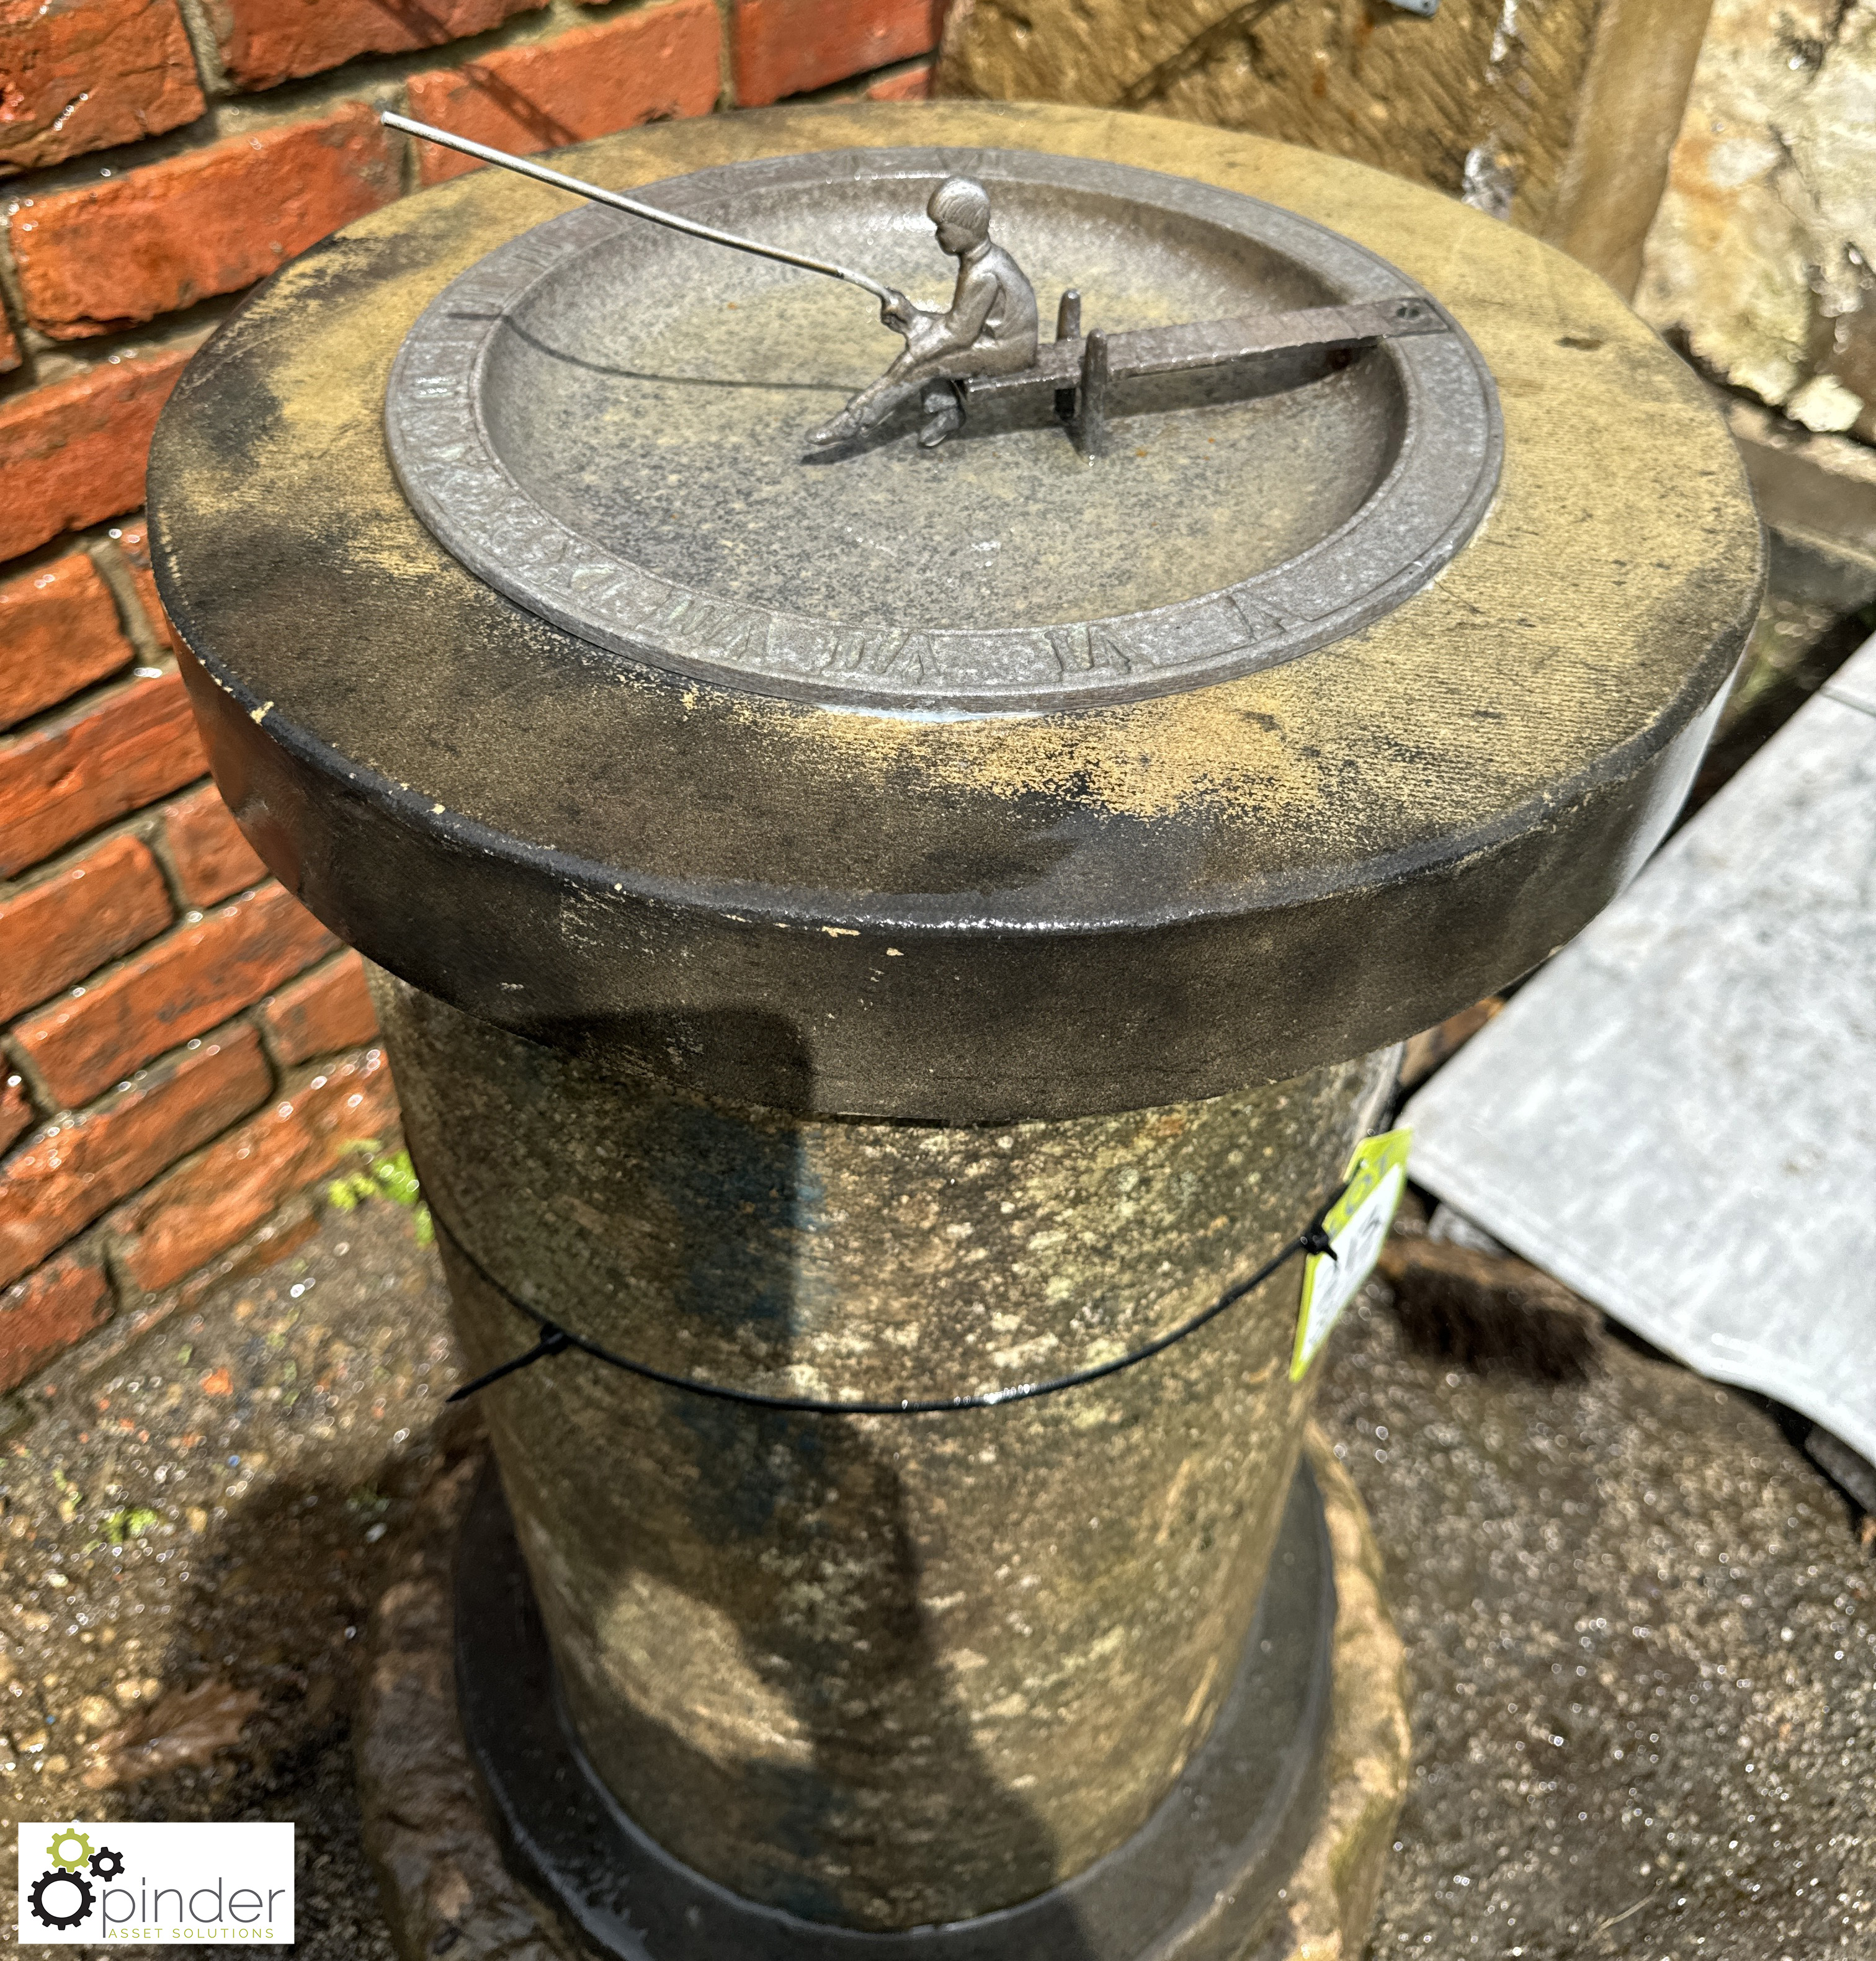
[1,1193,1870,1959]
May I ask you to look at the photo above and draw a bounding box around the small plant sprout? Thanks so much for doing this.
[328,1140,434,1244]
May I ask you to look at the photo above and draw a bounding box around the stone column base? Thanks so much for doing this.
[355,1426,1408,1961]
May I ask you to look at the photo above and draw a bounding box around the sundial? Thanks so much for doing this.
[148,102,1757,1117]
[383,115,1501,712]
[151,100,1761,1961]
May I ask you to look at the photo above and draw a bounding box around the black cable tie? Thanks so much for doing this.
[446,1323,573,1404]
[434,1221,1323,1416]
[416,1141,1373,1416]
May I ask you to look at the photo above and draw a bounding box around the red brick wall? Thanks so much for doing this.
[0,0,943,1414]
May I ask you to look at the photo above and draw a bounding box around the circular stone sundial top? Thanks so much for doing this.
[151,103,1760,1118]
[386,145,1501,712]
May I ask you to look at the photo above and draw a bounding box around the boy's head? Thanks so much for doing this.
[928,176,991,256]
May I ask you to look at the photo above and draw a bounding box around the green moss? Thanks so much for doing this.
[328,1141,434,1246]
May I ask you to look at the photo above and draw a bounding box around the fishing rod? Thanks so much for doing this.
[380,110,898,305]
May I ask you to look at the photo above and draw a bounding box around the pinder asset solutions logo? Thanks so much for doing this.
[17,1821,293,1944]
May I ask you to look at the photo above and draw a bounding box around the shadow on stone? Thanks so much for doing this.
[409,1003,1101,1948]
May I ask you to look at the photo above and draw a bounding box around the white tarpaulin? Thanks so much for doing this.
[1404,633,1876,1466]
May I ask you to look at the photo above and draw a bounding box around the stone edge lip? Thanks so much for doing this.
[383,144,1502,713]
[352,1423,1407,1961]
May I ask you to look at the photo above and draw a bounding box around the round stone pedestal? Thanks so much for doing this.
[378,973,1394,1937]
[149,92,1761,1961]
[456,1457,1331,1960]
[357,1425,1408,1961]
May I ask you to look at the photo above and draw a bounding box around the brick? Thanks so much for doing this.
[0,552,136,731]
[163,779,265,905]
[0,1025,268,1289]
[0,834,173,1023]
[0,346,194,561]
[12,104,400,341]
[112,1045,395,1292]
[866,60,932,101]
[259,951,377,1065]
[407,0,720,185]
[0,669,205,877]
[0,1251,113,1395]
[15,880,336,1107]
[0,0,204,176]
[112,522,176,650]
[731,0,941,107]
[0,1073,30,1156]
[212,0,545,92]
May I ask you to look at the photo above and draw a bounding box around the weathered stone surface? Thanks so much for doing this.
[935,0,1709,293]
[377,970,1394,1929]
[1257,1431,1409,1961]
[354,1422,1406,1961]
[7,1169,1871,1959]
[1638,0,1876,440]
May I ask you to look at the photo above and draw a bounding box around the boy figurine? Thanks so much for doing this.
[808,176,1039,449]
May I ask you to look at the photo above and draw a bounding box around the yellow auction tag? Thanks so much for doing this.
[1290,1127,1412,1381]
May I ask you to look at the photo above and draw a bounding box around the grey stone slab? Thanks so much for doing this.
[1823,659,1876,718]
[1405,632,1876,1465]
